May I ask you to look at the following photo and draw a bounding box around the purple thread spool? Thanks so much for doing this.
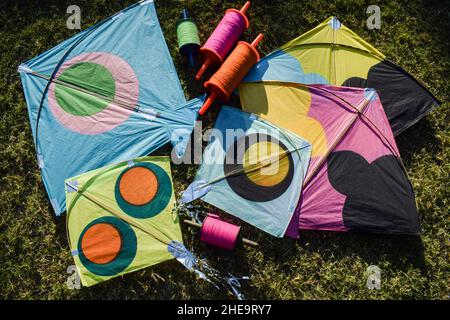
[195,2,250,80]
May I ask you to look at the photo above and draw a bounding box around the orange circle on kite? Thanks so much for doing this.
[81,223,122,264]
[119,167,158,206]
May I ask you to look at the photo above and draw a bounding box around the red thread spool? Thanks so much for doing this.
[195,1,251,81]
[200,215,241,251]
[199,33,263,115]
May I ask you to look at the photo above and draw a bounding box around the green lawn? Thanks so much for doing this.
[0,0,448,299]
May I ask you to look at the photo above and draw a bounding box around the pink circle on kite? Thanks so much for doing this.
[48,52,139,135]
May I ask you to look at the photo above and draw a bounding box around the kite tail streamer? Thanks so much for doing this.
[174,194,204,224]
[227,274,251,300]
[173,200,252,298]
[167,240,250,300]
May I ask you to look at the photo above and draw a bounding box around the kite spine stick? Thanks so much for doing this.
[29,70,166,122]
[316,85,403,160]
[203,147,302,187]
[303,96,371,187]
[332,20,337,84]
[29,71,142,115]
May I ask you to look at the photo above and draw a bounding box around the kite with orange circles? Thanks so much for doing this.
[66,156,182,286]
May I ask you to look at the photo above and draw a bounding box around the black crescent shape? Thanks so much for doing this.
[340,61,441,136]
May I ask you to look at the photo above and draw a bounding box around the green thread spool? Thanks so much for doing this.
[177,9,200,67]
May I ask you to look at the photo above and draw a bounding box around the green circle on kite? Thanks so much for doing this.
[115,163,172,219]
[77,216,137,277]
[55,62,116,116]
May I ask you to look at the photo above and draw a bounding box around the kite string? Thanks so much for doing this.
[204,9,248,60]
[200,215,241,251]
[30,69,185,126]
[30,71,153,118]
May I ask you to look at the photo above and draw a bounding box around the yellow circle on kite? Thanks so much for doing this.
[243,141,290,187]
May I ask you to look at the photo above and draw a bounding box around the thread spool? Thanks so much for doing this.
[195,1,251,80]
[199,33,263,115]
[177,9,201,67]
[183,216,258,251]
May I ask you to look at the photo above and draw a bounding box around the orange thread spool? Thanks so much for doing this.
[199,33,263,115]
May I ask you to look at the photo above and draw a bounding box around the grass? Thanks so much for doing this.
[0,0,449,299]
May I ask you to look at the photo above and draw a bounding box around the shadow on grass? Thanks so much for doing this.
[396,117,441,164]
[257,229,426,274]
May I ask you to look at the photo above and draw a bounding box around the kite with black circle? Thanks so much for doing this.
[182,106,312,238]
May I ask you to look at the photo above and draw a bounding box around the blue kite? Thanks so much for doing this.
[18,1,202,215]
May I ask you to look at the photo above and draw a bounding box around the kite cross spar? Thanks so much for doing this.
[199,33,263,115]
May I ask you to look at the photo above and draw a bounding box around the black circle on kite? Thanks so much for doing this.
[77,216,137,276]
[115,162,172,219]
[327,151,420,235]
[223,133,294,202]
